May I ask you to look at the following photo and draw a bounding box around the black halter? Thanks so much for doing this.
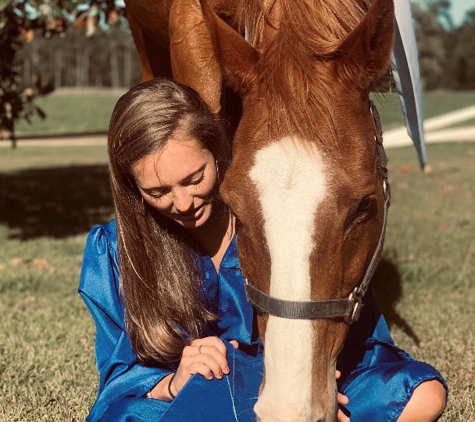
[244,102,390,324]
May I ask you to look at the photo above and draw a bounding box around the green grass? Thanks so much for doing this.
[1,96,474,420]
[373,91,475,130]
[0,145,109,173]
[11,89,475,138]
[374,142,475,422]
[0,143,473,421]
[0,146,113,421]
[15,88,125,137]
[0,231,96,421]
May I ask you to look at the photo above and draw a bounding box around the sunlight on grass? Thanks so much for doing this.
[375,143,475,421]
[11,89,475,138]
[15,88,126,137]
[0,145,108,173]
[372,91,475,130]
[0,140,473,420]
[0,231,97,421]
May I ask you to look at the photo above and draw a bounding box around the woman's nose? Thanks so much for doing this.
[173,187,194,212]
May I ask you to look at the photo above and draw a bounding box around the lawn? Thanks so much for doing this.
[0,146,110,421]
[11,89,475,138]
[1,91,474,421]
[373,90,475,130]
[14,88,126,138]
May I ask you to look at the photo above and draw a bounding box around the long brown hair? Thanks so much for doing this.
[108,78,230,365]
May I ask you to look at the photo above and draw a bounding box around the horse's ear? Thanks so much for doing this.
[169,0,223,114]
[337,0,395,90]
[199,0,259,96]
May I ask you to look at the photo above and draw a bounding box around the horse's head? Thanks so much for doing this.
[174,0,394,420]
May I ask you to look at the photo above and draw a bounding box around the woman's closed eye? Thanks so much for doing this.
[188,172,205,186]
[148,189,169,199]
[146,173,204,199]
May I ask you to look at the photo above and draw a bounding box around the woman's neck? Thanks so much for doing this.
[188,201,235,271]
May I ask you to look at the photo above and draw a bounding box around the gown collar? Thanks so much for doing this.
[202,234,240,273]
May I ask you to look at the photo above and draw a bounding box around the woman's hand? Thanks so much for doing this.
[336,370,350,422]
[169,337,239,398]
[149,341,348,419]
[147,337,238,401]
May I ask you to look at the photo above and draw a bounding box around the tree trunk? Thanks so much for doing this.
[55,48,63,89]
[23,50,31,85]
[124,48,132,88]
[31,38,40,69]
[83,45,89,87]
[75,45,82,87]
[110,49,120,88]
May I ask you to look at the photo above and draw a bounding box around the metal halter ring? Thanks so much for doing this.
[344,287,364,325]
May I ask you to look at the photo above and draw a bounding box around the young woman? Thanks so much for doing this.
[79,78,447,422]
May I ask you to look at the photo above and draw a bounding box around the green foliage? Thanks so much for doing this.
[0,1,70,142]
[412,3,447,90]
[449,16,475,90]
[0,0,125,144]
[412,0,475,90]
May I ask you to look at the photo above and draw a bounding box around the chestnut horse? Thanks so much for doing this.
[125,0,394,420]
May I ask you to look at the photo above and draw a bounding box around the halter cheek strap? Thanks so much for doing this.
[244,101,390,324]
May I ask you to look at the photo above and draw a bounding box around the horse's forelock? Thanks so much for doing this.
[245,0,370,52]
[246,0,372,144]
[258,60,339,147]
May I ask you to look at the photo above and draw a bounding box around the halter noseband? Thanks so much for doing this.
[244,101,390,324]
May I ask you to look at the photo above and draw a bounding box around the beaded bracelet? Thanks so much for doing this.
[168,372,177,400]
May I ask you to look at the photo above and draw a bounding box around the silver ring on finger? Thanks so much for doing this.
[198,345,203,354]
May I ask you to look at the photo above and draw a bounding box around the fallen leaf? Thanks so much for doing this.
[423,164,433,174]
[32,259,49,268]
[443,184,454,193]
[400,164,414,174]
[438,222,449,231]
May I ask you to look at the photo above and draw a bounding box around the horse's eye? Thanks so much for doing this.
[358,195,373,213]
[352,194,376,225]
[344,194,376,237]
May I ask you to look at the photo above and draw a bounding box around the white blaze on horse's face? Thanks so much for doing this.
[249,136,327,421]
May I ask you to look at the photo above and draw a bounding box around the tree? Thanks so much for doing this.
[411,2,447,90]
[0,0,125,147]
[450,11,475,90]
[411,0,475,90]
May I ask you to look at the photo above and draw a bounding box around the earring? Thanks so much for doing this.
[140,196,147,215]
[216,160,220,183]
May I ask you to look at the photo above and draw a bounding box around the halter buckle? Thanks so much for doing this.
[345,286,364,324]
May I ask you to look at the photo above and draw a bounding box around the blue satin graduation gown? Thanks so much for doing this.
[79,221,446,422]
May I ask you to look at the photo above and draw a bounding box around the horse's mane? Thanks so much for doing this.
[239,0,372,145]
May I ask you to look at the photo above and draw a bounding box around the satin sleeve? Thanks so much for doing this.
[79,223,172,421]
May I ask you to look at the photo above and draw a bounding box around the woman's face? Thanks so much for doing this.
[131,136,218,229]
